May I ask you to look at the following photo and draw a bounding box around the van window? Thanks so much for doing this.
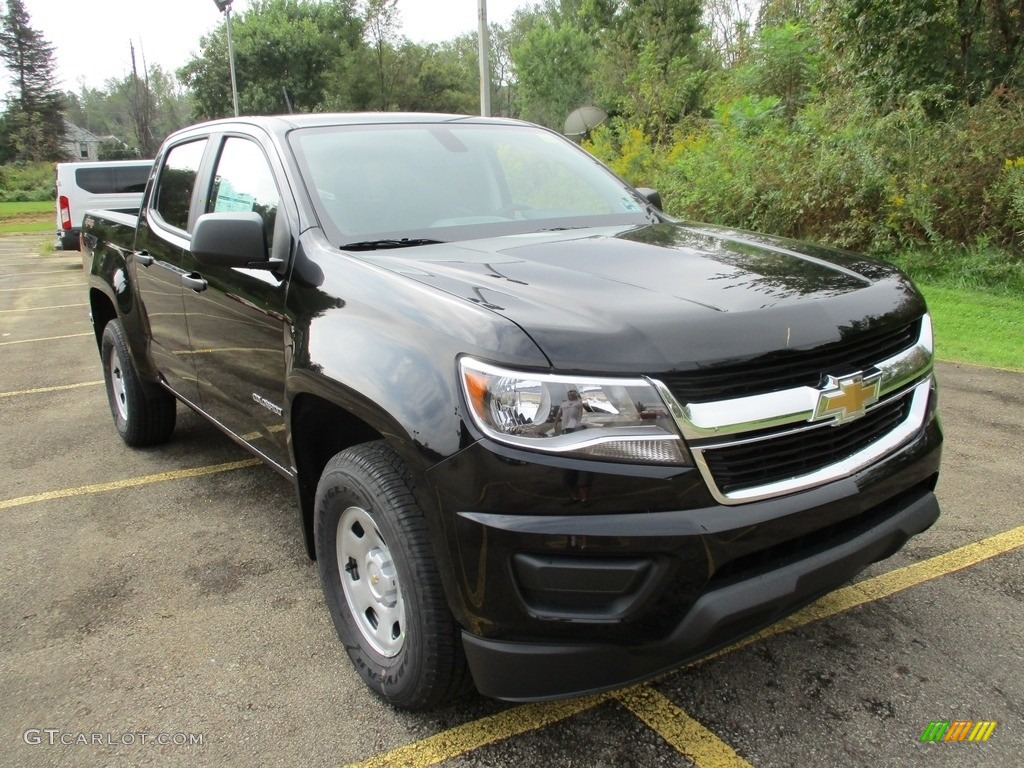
[75,166,150,194]
[154,140,208,232]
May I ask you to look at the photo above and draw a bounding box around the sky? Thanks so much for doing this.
[6,0,527,95]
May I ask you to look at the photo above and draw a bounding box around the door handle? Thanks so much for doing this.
[181,273,208,292]
[134,251,154,266]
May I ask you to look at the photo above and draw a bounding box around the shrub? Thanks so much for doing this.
[0,161,54,202]
[584,90,1024,259]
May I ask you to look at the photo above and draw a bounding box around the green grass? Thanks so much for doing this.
[920,283,1023,371]
[0,200,51,215]
[0,200,52,233]
[891,244,1024,296]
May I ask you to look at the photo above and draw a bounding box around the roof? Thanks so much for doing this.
[63,120,104,143]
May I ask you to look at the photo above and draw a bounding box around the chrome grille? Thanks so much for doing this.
[661,319,921,403]
[656,314,935,505]
[701,395,911,495]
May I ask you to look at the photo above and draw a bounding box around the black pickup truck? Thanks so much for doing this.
[82,113,942,710]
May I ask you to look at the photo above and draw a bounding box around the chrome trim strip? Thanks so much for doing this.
[690,378,932,505]
[695,383,916,452]
[649,315,934,505]
[665,315,933,440]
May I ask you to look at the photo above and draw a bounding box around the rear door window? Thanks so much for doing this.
[153,139,208,232]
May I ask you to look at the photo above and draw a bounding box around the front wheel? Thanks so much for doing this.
[100,319,176,446]
[314,441,469,709]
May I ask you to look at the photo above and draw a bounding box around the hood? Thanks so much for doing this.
[363,222,925,372]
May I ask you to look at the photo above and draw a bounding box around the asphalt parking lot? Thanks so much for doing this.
[1,232,1021,767]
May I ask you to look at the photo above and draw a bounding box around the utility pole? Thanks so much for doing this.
[213,0,240,117]
[477,0,491,117]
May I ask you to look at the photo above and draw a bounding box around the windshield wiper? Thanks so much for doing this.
[341,238,445,251]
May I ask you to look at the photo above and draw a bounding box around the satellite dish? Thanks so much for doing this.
[563,106,608,140]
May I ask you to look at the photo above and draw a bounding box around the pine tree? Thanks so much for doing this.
[0,0,65,161]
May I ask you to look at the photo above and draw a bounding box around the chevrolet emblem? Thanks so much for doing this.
[812,371,882,425]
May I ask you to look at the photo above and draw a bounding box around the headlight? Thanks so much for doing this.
[459,358,691,465]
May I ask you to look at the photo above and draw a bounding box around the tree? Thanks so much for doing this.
[64,63,191,156]
[179,0,364,119]
[704,0,759,66]
[822,0,1024,113]
[0,0,65,161]
[591,0,713,136]
[127,42,157,156]
[363,0,402,110]
[512,16,596,129]
[386,39,479,115]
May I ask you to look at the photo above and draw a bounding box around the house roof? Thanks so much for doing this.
[63,120,104,143]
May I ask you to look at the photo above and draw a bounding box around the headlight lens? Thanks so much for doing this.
[459,358,690,465]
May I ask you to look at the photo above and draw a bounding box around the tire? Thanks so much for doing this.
[314,441,470,710]
[100,319,176,446]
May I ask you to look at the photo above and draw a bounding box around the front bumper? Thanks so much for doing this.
[462,483,938,700]
[425,392,942,701]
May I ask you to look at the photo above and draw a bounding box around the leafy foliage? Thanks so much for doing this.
[180,0,364,118]
[821,0,1024,113]
[511,14,596,129]
[0,159,51,201]
[576,6,1024,266]
[64,61,191,158]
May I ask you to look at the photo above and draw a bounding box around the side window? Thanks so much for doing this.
[209,137,280,250]
[154,139,208,232]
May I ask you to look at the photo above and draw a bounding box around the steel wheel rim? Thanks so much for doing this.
[336,505,405,657]
[108,347,129,422]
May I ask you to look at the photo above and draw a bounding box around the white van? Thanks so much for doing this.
[55,159,153,250]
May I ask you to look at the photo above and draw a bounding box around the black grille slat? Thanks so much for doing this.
[663,320,920,403]
[703,397,911,493]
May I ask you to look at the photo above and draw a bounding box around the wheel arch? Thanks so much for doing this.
[290,391,392,561]
[89,286,118,349]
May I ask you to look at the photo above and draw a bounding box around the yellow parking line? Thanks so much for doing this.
[697,522,1024,664]
[0,458,261,511]
[0,270,79,277]
[0,303,87,313]
[0,332,92,346]
[0,380,103,398]
[344,692,614,768]
[0,283,81,291]
[617,688,753,767]
[346,523,1024,768]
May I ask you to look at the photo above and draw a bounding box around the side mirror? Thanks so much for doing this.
[191,212,273,269]
[636,187,663,212]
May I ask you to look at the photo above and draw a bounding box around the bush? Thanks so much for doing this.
[0,161,54,202]
[584,120,662,187]
[585,90,1024,260]
[891,243,1024,295]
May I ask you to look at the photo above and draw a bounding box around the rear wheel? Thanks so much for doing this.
[101,319,176,446]
[314,441,469,709]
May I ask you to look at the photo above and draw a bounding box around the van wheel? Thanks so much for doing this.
[101,319,176,446]
[314,441,469,710]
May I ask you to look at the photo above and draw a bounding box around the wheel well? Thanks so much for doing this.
[89,288,117,348]
[291,393,385,560]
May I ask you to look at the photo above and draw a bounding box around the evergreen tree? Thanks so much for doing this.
[0,0,65,161]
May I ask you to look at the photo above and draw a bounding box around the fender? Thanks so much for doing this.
[83,211,170,383]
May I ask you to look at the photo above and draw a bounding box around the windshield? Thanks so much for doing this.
[289,121,656,247]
